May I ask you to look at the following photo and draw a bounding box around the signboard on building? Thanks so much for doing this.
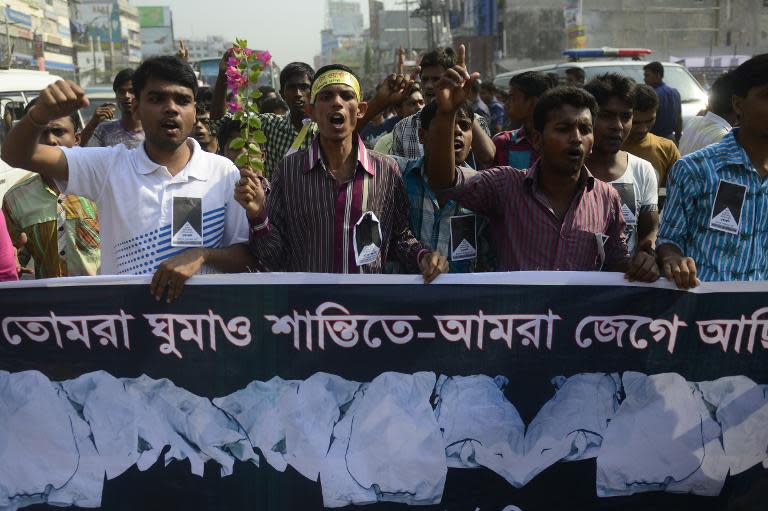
[138,6,171,28]
[74,2,122,46]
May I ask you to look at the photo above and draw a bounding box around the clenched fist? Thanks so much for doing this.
[29,80,89,126]
[234,168,266,220]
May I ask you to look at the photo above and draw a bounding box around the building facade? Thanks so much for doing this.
[68,0,141,86]
[1,0,75,79]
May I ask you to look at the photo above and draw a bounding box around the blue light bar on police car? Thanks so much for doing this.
[563,48,653,59]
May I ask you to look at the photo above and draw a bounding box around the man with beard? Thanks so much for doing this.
[235,64,448,281]
[424,47,657,281]
[2,56,253,302]
[80,68,145,149]
[584,74,659,258]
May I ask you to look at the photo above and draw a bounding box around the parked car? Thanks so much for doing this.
[0,69,66,147]
[493,50,709,125]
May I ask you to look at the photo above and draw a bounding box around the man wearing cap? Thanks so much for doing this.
[235,64,448,281]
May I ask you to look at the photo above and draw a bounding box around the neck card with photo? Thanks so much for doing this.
[450,214,477,261]
[595,232,609,271]
[171,196,203,247]
[709,180,746,235]
[611,182,637,226]
[353,211,382,266]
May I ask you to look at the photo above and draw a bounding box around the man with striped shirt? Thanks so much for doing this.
[424,47,658,281]
[657,55,768,288]
[235,64,448,281]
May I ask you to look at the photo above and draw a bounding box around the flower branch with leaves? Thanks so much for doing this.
[226,39,272,175]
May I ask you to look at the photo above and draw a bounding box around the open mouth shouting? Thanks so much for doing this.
[161,119,181,138]
[328,112,346,130]
[453,137,465,152]
[565,146,584,162]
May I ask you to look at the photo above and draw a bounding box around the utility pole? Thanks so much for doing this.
[404,0,413,54]
[3,8,11,69]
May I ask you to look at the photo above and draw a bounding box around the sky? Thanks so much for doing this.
[133,0,402,65]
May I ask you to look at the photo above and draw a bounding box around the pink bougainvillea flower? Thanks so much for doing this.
[227,56,238,68]
[228,101,242,113]
[256,50,272,66]
[243,48,253,56]
[225,66,247,92]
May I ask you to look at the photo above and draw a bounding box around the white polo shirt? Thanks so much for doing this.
[60,138,248,275]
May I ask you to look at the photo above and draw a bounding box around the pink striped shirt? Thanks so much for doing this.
[437,163,629,271]
[249,135,427,273]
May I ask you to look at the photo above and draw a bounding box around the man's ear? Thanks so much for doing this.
[305,102,315,121]
[74,131,81,146]
[357,101,368,119]
[131,99,140,121]
[732,94,743,122]
[417,127,426,145]
[531,127,542,152]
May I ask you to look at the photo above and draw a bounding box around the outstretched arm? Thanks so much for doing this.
[1,81,89,182]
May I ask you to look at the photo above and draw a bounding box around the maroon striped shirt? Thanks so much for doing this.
[436,163,629,271]
[248,135,427,273]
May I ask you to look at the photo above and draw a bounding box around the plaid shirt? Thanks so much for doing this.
[658,129,768,281]
[400,157,495,273]
[2,174,100,278]
[260,114,317,178]
[390,110,491,166]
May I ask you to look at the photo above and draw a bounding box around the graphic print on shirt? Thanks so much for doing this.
[353,211,382,266]
[709,180,746,235]
[114,205,228,274]
[449,214,477,261]
[612,182,638,251]
[171,196,203,247]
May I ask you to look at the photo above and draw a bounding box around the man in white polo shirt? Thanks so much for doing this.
[2,56,253,302]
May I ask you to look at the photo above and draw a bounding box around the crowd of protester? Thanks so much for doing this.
[0,41,766,302]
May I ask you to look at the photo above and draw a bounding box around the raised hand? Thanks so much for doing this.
[29,81,89,126]
[396,46,405,75]
[176,40,189,62]
[375,73,415,107]
[89,103,116,126]
[434,45,480,114]
[234,168,266,220]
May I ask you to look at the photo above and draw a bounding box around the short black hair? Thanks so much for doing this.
[420,48,456,72]
[565,67,585,81]
[260,96,289,114]
[533,86,598,133]
[643,61,664,78]
[113,68,134,92]
[479,81,496,93]
[132,56,197,99]
[708,70,736,116]
[730,53,768,98]
[279,62,315,92]
[24,97,79,130]
[633,84,659,112]
[420,100,474,131]
[583,73,636,108]
[508,71,554,99]
[311,64,361,97]
[217,117,242,155]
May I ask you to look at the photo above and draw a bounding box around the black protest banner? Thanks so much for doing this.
[0,272,766,511]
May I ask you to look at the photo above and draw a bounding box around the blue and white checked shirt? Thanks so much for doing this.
[657,129,768,281]
[397,157,495,273]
